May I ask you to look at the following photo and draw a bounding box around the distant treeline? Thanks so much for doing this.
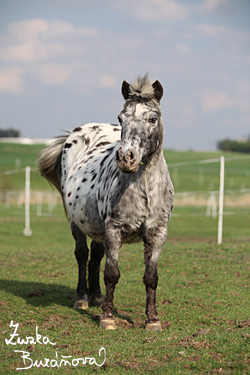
[0,128,20,138]
[217,137,250,153]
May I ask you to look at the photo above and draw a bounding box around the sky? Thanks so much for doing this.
[0,0,249,151]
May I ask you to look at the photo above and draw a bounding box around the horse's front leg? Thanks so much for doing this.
[100,222,121,330]
[143,225,168,332]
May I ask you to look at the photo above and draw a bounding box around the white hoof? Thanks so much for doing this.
[73,299,88,309]
[100,318,117,330]
[145,321,162,332]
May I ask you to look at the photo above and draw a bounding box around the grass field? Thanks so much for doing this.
[0,143,250,374]
[1,142,250,192]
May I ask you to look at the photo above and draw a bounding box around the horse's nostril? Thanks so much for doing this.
[115,150,120,161]
[127,151,134,161]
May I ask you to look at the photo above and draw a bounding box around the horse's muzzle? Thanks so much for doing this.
[115,147,139,174]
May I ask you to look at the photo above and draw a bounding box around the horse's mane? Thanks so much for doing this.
[129,74,154,99]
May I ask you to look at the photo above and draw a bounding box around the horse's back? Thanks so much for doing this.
[61,123,121,240]
[61,123,121,171]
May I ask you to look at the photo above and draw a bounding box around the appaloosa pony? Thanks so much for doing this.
[38,74,174,331]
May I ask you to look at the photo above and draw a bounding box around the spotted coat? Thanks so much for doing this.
[61,123,122,242]
[38,74,174,329]
[61,118,173,246]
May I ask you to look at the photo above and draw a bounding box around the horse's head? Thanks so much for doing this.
[115,75,164,174]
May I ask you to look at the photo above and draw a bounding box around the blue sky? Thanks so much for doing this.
[0,0,249,150]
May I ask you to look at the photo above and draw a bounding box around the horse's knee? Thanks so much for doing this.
[143,268,158,290]
[75,244,88,263]
[104,262,120,286]
[71,222,88,262]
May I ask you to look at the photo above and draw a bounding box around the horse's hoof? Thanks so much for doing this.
[74,299,89,309]
[100,318,117,330]
[145,321,162,332]
[90,294,104,307]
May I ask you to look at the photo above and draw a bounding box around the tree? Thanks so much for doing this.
[0,128,20,138]
[217,138,250,153]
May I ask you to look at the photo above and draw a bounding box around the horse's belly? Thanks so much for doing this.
[122,232,143,244]
[66,193,106,242]
[79,223,105,243]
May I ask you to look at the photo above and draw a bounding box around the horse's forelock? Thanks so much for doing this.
[129,74,155,99]
[124,74,163,103]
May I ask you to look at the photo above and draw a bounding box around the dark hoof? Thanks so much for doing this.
[145,321,162,332]
[100,318,117,330]
[74,299,88,309]
[90,294,105,307]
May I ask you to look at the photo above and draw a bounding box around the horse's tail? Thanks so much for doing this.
[38,134,68,196]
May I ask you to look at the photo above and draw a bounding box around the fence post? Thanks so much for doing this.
[206,191,217,218]
[23,166,33,236]
[36,192,43,217]
[217,156,225,244]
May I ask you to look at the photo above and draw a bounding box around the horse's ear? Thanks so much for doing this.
[122,80,130,100]
[152,80,163,102]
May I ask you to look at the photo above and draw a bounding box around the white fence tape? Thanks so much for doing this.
[1,154,249,241]
[168,154,250,168]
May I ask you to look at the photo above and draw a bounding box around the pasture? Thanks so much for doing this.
[0,142,250,374]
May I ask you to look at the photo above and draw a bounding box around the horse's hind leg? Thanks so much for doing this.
[100,223,121,330]
[88,241,105,307]
[71,221,89,309]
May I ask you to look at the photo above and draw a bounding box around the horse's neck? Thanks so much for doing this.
[142,148,165,191]
[146,147,164,174]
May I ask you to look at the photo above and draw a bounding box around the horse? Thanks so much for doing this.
[38,74,174,331]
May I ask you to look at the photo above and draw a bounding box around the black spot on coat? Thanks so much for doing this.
[96,141,110,148]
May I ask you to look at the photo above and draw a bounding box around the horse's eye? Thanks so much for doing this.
[149,117,157,124]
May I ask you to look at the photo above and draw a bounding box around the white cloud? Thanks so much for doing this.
[1,40,48,63]
[39,64,70,84]
[112,0,191,22]
[111,0,231,23]
[200,91,230,112]
[100,74,117,88]
[0,17,155,94]
[196,23,250,48]
[200,89,250,113]
[0,67,24,92]
[198,0,229,14]
[0,19,100,64]
[7,18,49,40]
[176,43,191,54]
[0,19,117,92]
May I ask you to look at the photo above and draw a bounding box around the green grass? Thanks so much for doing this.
[1,142,249,193]
[163,150,250,193]
[0,143,50,191]
[0,143,250,374]
[0,208,250,374]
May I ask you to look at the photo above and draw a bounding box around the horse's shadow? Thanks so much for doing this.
[0,279,134,327]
